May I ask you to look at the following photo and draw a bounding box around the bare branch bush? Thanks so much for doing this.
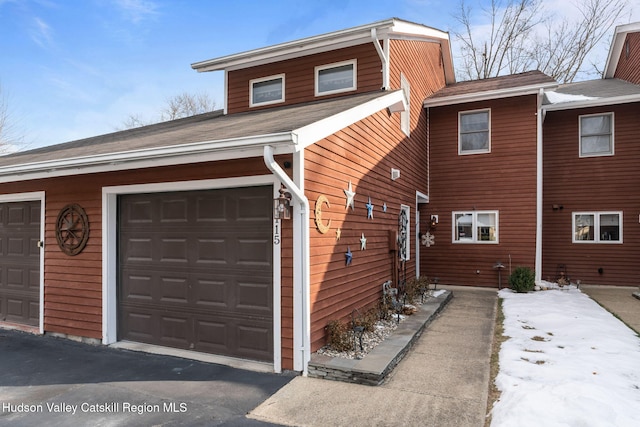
[453,0,631,83]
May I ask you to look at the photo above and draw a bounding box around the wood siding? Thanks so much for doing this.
[305,38,446,352]
[423,95,539,287]
[227,43,383,114]
[0,156,297,369]
[542,103,640,286]
[613,33,640,85]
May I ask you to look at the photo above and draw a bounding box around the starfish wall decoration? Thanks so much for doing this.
[345,246,353,266]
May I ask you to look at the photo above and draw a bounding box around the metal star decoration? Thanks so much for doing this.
[343,180,356,211]
[383,203,387,213]
[336,228,341,241]
[360,233,367,250]
[345,246,353,265]
[365,197,374,219]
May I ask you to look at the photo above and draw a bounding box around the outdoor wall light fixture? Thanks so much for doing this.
[552,204,564,211]
[430,214,439,229]
[274,185,292,220]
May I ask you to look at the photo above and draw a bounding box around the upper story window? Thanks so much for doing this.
[573,212,622,243]
[580,113,614,157]
[459,109,490,154]
[315,60,357,96]
[250,74,285,107]
[453,211,498,243]
[400,73,411,136]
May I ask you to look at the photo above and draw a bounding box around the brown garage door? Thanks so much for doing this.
[0,201,41,327]
[118,186,273,362]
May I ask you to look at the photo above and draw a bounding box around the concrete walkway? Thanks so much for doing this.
[249,287,498,427]
[581,285,640,334]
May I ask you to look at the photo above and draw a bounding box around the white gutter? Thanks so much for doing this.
[535,88,544,284]
[542,93,640,112]
[0,132,295,181]
[424,82,558,108]
[263,145,311,375]
[371,28,390,90]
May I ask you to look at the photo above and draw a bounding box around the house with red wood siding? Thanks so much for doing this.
[0,17,639,375]
[0,18,453,374]
[421,22,640,288]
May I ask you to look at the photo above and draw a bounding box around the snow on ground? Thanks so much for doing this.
[490,286,640,427]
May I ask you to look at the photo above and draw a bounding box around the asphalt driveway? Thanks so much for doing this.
[0,329,292,426]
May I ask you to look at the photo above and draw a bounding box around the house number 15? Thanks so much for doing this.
[274,221,281,245]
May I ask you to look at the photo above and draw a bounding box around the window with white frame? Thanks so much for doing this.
[573,212,622,243]
[453,211,498,243]
[315,60,356,96]
[250,74,285,107]
[459,109,490,154]
[400,73,410,136]
[579,113,614,157]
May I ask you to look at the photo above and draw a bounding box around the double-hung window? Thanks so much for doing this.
[250,74,285,107]
[459,109,490,154]
[579,113,614,157]
[453,211,498,243]
[573,212,622,243]
[315,60,357,96]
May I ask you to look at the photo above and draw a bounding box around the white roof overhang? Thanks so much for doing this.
[604,22,640,79]
[423,82,558,108]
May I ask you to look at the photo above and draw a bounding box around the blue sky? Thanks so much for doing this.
[0,0,638,150]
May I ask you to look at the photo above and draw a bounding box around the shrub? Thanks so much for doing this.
[404,276,430,303]
[325,319,352,352]
[509,266,536,293]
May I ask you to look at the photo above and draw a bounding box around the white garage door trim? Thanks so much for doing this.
[0,191,45,334]
[102,175,282,372]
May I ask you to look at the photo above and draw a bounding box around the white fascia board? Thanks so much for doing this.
[292,90,405,150]
[192,19,396,72]
[604,22,640,79]
[192,19,450,73]
[423,82,558,108]
[542,94,640,112]
[0,132,296,183]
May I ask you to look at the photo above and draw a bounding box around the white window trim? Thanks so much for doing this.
[458,108,491,155]
[400,72,410,136]
[579,112,614,158]
[452,210,499,244]
[315,59,357,96]
[572,211,623,244]
[249,74,285,107]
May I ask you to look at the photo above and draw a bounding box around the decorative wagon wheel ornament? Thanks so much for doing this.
[56,204,89,256]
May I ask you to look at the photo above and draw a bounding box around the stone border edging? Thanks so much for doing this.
[308,290,453,386]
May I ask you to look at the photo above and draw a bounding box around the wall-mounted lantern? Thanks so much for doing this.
[274,185,292,220]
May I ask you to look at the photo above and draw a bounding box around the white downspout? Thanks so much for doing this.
[371,28,390,90]
[535,89,544,283]
[263,145,311,375]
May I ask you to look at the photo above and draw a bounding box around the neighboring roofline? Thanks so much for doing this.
[542,93,640,112]
[604,22,640,79]
[191,18,452,75]
[423,81,558,108]
[0,90,407,183]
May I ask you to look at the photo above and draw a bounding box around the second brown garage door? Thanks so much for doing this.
[118,186,273,362]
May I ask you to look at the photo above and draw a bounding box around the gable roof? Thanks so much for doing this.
[0,90,404,183]
[423,71,557,107]
[604,22,640,79]
[542,78,640,111]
